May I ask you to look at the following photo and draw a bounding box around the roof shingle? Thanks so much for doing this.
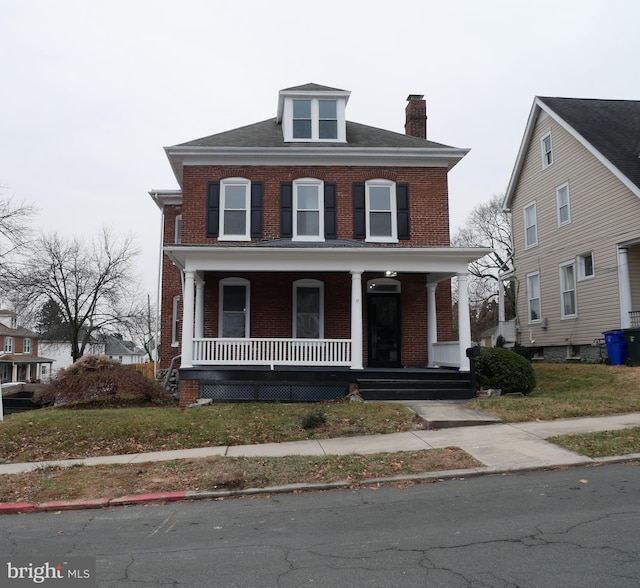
[538,97,640,191]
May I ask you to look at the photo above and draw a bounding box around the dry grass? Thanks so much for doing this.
[0,448,481,504]
[0,402,420,464]
[468,363,640,422]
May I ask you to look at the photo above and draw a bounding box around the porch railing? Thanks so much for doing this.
[193,338,352,367]
[630,310,640,327]
[431,341,461,368]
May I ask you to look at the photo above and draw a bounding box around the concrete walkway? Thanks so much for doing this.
[2,407,640,476]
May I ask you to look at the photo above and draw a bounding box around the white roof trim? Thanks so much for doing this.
[504,97,640,210]
[164,245,491,278]
[149,189,182,209]
[165,146,469,186]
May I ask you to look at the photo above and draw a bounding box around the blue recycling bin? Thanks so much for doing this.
[602,331,629,365]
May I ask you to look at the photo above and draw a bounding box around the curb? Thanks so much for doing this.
[2,455,639,515]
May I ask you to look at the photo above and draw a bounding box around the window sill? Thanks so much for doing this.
[218,236,251,242]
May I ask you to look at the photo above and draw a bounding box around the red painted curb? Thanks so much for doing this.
[36,498,111,512]
[0,502,37,514]
[109,491,188,505]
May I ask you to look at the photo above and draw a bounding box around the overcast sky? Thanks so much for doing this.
[1,0,639,298]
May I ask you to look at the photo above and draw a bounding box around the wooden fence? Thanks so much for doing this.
[129,362,156,381]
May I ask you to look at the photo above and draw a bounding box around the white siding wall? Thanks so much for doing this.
[511,110,640,347]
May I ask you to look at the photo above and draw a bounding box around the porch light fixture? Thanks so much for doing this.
[385,270,397,277]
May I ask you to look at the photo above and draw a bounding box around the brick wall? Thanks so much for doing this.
[180,165,450,247]
[158,163,454,369]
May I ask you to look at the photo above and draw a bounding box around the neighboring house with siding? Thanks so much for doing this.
[38,327,146,377]
[503,97,640,361]
[150,83,489,405]
[38,326,105,379]
[0,310,53,382]
[104,335,147,365]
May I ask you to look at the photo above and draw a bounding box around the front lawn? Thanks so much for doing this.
[0,402,419,464]
[468,363,640,422]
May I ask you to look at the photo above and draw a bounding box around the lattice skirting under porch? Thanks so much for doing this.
[200,383,346,402]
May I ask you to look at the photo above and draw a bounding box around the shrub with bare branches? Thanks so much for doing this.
[44,355,170,408]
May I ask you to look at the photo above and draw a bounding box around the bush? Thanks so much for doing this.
[511,342,536,361]
[44,355,170,408]
[475,347,536,395]
[301,407,327,430]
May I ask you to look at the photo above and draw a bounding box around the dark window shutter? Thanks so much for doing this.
[397,184,410,240]
[324,183,337,239]
[353,183,365,238]
[281,182,293,238]
[207,182,220,237]
[250,182,263,239]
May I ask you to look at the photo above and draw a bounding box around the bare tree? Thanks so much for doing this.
[2,228,141,361]
[124,294,157,362]
[0,187,36,263]
[452,195,515,339]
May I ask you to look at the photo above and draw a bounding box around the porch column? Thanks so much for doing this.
[426,283,437,367]
[350,270,363,370]
[11,363,17,382]
[498,277,505,338]
[457,272,472,371]
[181,270,196,368]
[194,277,205,339]
[618,246,632,329]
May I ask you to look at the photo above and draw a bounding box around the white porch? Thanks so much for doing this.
[166,244,490,372]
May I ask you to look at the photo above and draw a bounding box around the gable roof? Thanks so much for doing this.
[504,97,640,208]
[281,83,347,93]
[103,335,146,357]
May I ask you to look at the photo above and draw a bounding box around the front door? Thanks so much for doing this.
[367,293,401,367]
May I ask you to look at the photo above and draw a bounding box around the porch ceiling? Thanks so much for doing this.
[165,245,491,279]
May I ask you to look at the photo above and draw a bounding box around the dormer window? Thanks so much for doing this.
[278,84,349,143]
[291,98,338,140]
[293,100,312,139]
[319,100,337,138]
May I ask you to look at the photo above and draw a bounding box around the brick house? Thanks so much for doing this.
[0,310,53,383]
[150,84,488,405]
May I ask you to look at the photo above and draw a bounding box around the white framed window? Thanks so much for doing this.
[541,131,553,169]
[524,201,538,248]
[560,261,577,318]
[171,295,180,346]
[293,179,324,241]
[23,338,32,354]
[219,278,250,338]
[3,336,14,353]
[291,98,338,140]
[318,100,338,139]
[174,214,182,244]
[366,180,398,243]
[577,252,595,280]
[526,272,541,323]
[293,279,324,339]
[219,178,251,241]
[556,182,571,226]
[282,95,346,142]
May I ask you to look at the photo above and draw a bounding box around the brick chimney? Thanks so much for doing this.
[405,94,427,139]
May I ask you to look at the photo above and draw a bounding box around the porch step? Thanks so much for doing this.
[356,374,474,401]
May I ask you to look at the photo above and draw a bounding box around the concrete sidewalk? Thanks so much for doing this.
[2,410,640,476]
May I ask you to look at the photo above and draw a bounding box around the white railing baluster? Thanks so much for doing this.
[191,337,352,366]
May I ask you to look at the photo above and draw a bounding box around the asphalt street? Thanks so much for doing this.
[3,462,639,587]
